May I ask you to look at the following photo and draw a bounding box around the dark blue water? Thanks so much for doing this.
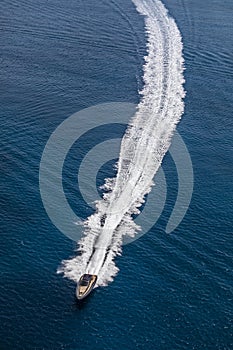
[1,0,233,349]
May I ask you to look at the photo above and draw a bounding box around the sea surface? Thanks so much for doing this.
[1,0,233,349]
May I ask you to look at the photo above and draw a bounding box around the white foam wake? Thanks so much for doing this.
[58,0,185,286]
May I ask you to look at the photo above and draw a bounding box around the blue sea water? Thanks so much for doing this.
[1,0,233,349]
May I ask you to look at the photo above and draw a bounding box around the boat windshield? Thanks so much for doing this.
[80,275,91,286]
[80,280,89,286]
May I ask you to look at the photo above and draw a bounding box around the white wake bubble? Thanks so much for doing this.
[59,0,185,287]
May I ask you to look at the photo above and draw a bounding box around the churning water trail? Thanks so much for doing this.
[59,0,185,287]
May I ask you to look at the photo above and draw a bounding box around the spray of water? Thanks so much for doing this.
[59,0,185,286]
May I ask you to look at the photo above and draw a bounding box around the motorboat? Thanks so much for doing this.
[76,274,97,300]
